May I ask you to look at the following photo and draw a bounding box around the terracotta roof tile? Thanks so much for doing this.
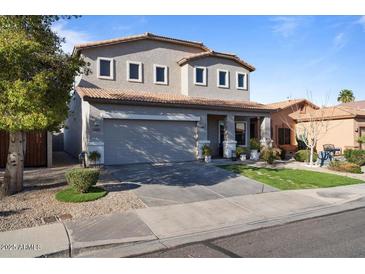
[76,87,272,111]
[73,32,210,54]
[290,105,365,121]
[266,99,319,110]
[338,100,365,110]
[178,50,255,72]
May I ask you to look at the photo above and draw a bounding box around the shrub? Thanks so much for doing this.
[65,168,100,193]
[249,138,261,150]
[294,149,318,162]
[202,145,212,157]
[88,151,101,166]
[328,160,362,174]
[280,148,286,160]
[357,136,365,145]
[296,135,308,150]
[260,147,282,164]
[344,149,365,166]
[236,146,248,157]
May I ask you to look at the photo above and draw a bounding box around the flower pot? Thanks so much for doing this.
[250,150,260,161]
[240,154,247,161]
[204,155,211,163]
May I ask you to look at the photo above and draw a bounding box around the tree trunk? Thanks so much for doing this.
[0,132,26,198]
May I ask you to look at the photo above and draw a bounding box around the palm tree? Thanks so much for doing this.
[337,89,355,103]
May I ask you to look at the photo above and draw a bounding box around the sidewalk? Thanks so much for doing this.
[2,183,365,258]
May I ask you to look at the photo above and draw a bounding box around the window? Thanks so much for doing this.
[97,57,114,80]
[217,69,229,88]
[235,121,247,146]
[194,66,207,86]
[153,64,168,85]
[236,72,247,90]
[127,61,142,82]
[278,128,291,145]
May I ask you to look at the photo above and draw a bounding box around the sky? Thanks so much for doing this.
[52,15,365,106]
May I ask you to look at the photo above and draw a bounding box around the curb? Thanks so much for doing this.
[73,199,365,257]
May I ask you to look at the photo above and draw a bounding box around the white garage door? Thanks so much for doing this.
[103,119,197,165]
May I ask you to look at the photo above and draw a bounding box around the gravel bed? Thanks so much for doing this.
[0,168,146,232]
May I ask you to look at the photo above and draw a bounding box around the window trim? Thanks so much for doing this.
[194,66,207,86]
[126,61,143,82]
[236,71,248,90]
[217,69,229,88]
[153,64,168,85]
[235,121,248,147]
[97,57,114,80]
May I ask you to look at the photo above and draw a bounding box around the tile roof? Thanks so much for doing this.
[338,100,365,110]
[73,32,210,54]
[177,51,256,72]
[266,98,319,110]
[76,87,272,112]
[290,105,365,122]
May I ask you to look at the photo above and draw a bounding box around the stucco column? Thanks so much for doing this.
[260,116,272,148]
[196,114,210,159]
[223,114,237,158]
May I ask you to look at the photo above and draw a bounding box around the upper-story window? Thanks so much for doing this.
[236,72,247,90]
[97,57,114,80]
[127,61,143,82]
[194,66,207,86]
[217,69,229,88]
[153,64,168,85]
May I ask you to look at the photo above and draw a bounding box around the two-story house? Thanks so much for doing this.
[64,33,272,165]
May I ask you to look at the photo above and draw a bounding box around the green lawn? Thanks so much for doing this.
[55,186,107,203]
[220,165,364,190]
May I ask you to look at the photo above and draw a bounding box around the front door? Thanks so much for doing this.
[218,120,225,157]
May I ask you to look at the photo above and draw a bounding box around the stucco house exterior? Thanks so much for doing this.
[291,105,365,152]
[268,99,319,153]
[64,33,273,165]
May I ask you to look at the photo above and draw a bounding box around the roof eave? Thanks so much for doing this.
[81,96,272,113]
[73,33,210,55]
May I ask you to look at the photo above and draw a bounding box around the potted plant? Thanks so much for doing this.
[249,138,261,160]
[236,146,248,161]
[202,145,212,163]
[88,151,101,167]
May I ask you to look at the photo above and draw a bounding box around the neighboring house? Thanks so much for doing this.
[267,99,319,156]
[338,100,365,110]
[291,105,365,152]
[0,131,52,168]
[64,33,272,165]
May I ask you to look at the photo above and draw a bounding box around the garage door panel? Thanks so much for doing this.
[104,119,196,165]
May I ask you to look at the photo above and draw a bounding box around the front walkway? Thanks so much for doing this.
[104,161,277,207]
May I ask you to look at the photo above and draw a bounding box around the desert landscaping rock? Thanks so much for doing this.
[0,166,146,232]
[0,186,145,232]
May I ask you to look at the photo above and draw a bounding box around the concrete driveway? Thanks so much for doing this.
[105,161,277,207]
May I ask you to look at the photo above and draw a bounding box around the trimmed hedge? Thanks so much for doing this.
[328,160,362,174]
[65,168,100,193]
[294,149,318,162]
[344,149,365,166]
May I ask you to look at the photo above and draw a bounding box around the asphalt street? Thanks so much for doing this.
[136,207,365,258]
